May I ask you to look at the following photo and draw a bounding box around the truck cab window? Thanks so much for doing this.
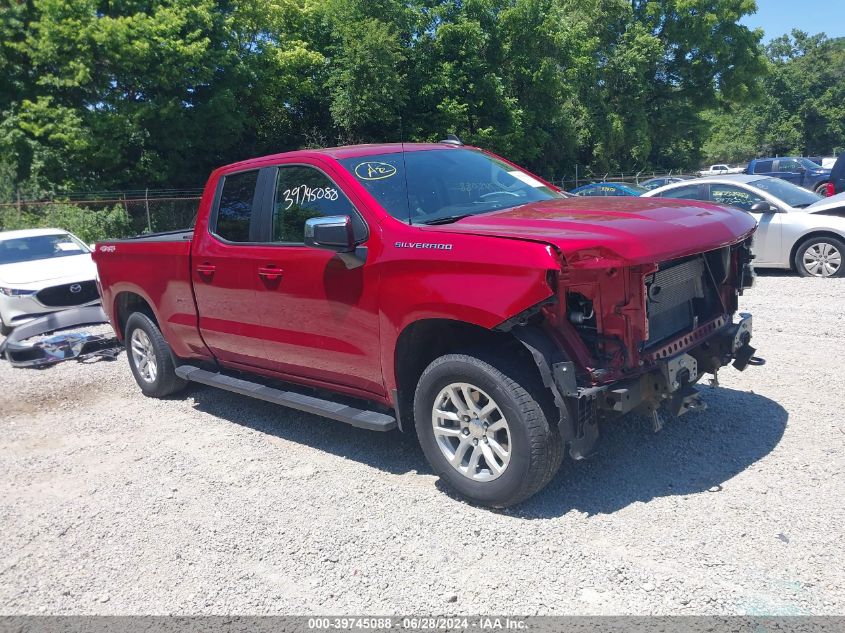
[272,165,365,243]
[215,170,259,242]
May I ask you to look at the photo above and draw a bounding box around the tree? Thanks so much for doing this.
[705,31,845,162]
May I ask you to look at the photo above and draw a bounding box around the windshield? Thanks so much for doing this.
[338,148,563,224]
[749,177,822,208]
[0,233,89,265]
[799,158,823,170]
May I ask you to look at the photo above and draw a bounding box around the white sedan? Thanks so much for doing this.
[0,228,100,335]
[644,174,845,278]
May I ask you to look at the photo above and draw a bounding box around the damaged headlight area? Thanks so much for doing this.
[0,306,122,368]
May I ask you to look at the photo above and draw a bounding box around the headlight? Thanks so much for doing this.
[0,287,37,297]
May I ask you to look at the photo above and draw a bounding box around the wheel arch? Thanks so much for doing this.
[113,290,159,339]
[391,318,544,432]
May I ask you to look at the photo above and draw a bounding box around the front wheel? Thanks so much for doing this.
[814,182,830,196]
[125,312,187,397]
[794,236,844,278]
[414,352,562,508]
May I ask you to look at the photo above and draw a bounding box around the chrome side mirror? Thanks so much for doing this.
[304,216,355,253]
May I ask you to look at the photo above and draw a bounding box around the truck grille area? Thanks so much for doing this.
[36,280,99,307]
[645,256,720,347]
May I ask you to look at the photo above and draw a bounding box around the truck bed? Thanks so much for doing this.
[93,231,207,360]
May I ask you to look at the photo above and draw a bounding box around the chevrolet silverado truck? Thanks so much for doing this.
[93,142,760,507]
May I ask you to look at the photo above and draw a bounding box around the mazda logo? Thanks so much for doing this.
[69,284,82,294]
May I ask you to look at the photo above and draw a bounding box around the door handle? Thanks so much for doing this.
[196,263,216,276]
[258,266,283,281]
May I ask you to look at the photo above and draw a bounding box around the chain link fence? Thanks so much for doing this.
[0,189,201,244]
[556,167,700,190]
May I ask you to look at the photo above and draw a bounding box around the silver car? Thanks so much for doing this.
[644,174,845,278]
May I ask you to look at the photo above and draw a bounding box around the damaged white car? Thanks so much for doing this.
[0,228,100,335]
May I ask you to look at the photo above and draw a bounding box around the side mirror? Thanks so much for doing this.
[304,215,355,252]
[750,202,779,213]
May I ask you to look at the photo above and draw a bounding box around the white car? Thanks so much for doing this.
[644,174,845,277]
[0,228,100,335]
[700,164,746,176]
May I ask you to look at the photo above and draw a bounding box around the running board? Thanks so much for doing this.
[175,366,397,432]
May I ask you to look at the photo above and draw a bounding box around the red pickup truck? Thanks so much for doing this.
[94,141,760,507]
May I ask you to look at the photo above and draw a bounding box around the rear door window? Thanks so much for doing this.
[753,160,773,173]
[214,170,260,242]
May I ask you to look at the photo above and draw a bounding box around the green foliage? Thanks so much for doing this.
[705,31,845,163]
[0,202,133,243]
[0,0,776,197]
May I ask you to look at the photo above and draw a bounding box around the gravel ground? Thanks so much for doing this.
[1,273,843,615]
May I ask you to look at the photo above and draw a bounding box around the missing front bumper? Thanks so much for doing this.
[0,306,121,368]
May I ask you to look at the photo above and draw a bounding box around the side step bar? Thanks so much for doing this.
[175,366,397,432]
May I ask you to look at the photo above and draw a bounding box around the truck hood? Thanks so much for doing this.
[0,253,96,286]
[424,197,757,266]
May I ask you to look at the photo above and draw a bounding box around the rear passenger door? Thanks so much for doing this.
[192,168,271,367]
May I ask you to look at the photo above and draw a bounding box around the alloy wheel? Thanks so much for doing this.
[431,382,511,482]
[130,328,158,383]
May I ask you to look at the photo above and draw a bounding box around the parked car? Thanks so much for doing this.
[569,182,647,196]
[699,164,745,176]
[745,157,831,195]
[93,142,759,508]
[830,153,845,196]
[644,174,845,277]
[0,228,100,335]
[640,176,693,191]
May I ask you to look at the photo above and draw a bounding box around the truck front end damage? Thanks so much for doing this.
[504,235,761,458]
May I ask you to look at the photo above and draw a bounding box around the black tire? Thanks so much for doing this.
[414,352,562,508]
[793,235,845,278]
[124,312,187,397]
[814,182,829,196]
[0,320,11,336]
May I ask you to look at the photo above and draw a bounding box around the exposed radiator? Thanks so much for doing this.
[645,257,714,346]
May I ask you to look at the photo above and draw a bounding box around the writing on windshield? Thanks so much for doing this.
[339,148,562,224]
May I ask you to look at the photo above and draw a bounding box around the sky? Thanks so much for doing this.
[740,1,845,42]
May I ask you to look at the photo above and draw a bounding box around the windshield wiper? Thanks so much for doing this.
[421,214,475,225]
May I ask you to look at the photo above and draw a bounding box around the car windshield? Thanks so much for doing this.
[338,148,563,224]
[749,177,822,208]
[799,158,823,170]
[0,233,89,265]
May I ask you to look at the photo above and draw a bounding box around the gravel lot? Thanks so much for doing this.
[1,273,843,615]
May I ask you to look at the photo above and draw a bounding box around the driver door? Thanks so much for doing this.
[708,183,782,265]
[244,159,384,396]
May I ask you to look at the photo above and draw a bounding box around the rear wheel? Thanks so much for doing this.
[125,312,187,397]
[414,352,562,508]
[794,236,844,278]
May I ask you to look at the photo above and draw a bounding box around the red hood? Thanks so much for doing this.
[423,196,757,267]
